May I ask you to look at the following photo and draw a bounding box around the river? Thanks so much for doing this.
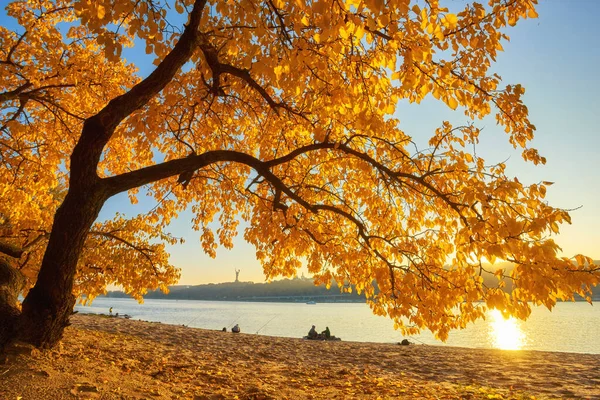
[75,298,600,354]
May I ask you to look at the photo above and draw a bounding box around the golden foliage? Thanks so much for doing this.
[2,0,598,339]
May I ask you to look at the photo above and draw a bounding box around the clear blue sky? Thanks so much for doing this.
[3,1,599,284]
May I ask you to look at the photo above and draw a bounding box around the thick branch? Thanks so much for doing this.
[0,83,33,104]
[0,242,23,259]
[0,233,49,259]
[104,141,465,220]
[104,150,243,194]
[90,0,208,135]
[69,0,208,185]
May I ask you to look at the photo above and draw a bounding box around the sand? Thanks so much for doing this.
[1,314,599,399]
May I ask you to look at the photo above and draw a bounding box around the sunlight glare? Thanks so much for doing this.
[488,309,525,350]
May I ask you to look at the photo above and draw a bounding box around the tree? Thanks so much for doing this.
[1,0,598,349]
[0,0,181,348]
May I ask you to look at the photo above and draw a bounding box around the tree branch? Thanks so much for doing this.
[88,0,208,135]
[0,241,23,258]
[0,83,33,104]
[103,140,466,228]
[89,231,159,276]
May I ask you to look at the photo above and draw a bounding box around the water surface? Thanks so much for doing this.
[76,298,600,354]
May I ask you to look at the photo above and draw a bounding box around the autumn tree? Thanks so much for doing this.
[0,0,180,348]
[1,0,598,349]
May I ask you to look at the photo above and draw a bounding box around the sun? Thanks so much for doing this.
[488,309,525,350]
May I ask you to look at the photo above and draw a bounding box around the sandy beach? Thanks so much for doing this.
[1,314,599,399]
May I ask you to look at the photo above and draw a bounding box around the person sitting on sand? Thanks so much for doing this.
[308,325,318,339]
[232,324,240,333]
[322,326,331,339]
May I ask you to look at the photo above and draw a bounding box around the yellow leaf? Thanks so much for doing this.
[447,96,458,110]
[339,26,350,39]
[528,8,539,18]
[444,13,458,29]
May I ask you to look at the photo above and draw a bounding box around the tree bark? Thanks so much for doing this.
[18,180,109,348]
[0,259,25,352]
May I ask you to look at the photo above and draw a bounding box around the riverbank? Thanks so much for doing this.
[1,314,599,399]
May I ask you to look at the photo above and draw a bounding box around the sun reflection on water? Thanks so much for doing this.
[488,309,526,350]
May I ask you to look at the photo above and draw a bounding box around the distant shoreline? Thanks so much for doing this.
[100,294,367,303]
[102,278,369,303]
[99,293,600,303]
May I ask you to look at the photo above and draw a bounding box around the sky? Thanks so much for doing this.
[2,1,599,285]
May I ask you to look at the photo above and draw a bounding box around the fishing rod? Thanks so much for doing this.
[185,314,240,329]
[228,316,241,328]
[407,335,428,345]
[184,313,203,327]
[255,314,278,334]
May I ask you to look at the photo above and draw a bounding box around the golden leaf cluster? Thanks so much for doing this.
[2,0,598,338]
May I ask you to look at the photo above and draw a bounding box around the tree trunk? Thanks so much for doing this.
[0,259,25,352]
[4,0,207,350]
[18,183,108,348]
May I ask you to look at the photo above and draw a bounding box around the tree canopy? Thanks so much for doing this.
[1,0,598,347]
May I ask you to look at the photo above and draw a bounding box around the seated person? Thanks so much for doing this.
[308,325,318,339]
[232,324,240,333]
[322,326,331,339]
